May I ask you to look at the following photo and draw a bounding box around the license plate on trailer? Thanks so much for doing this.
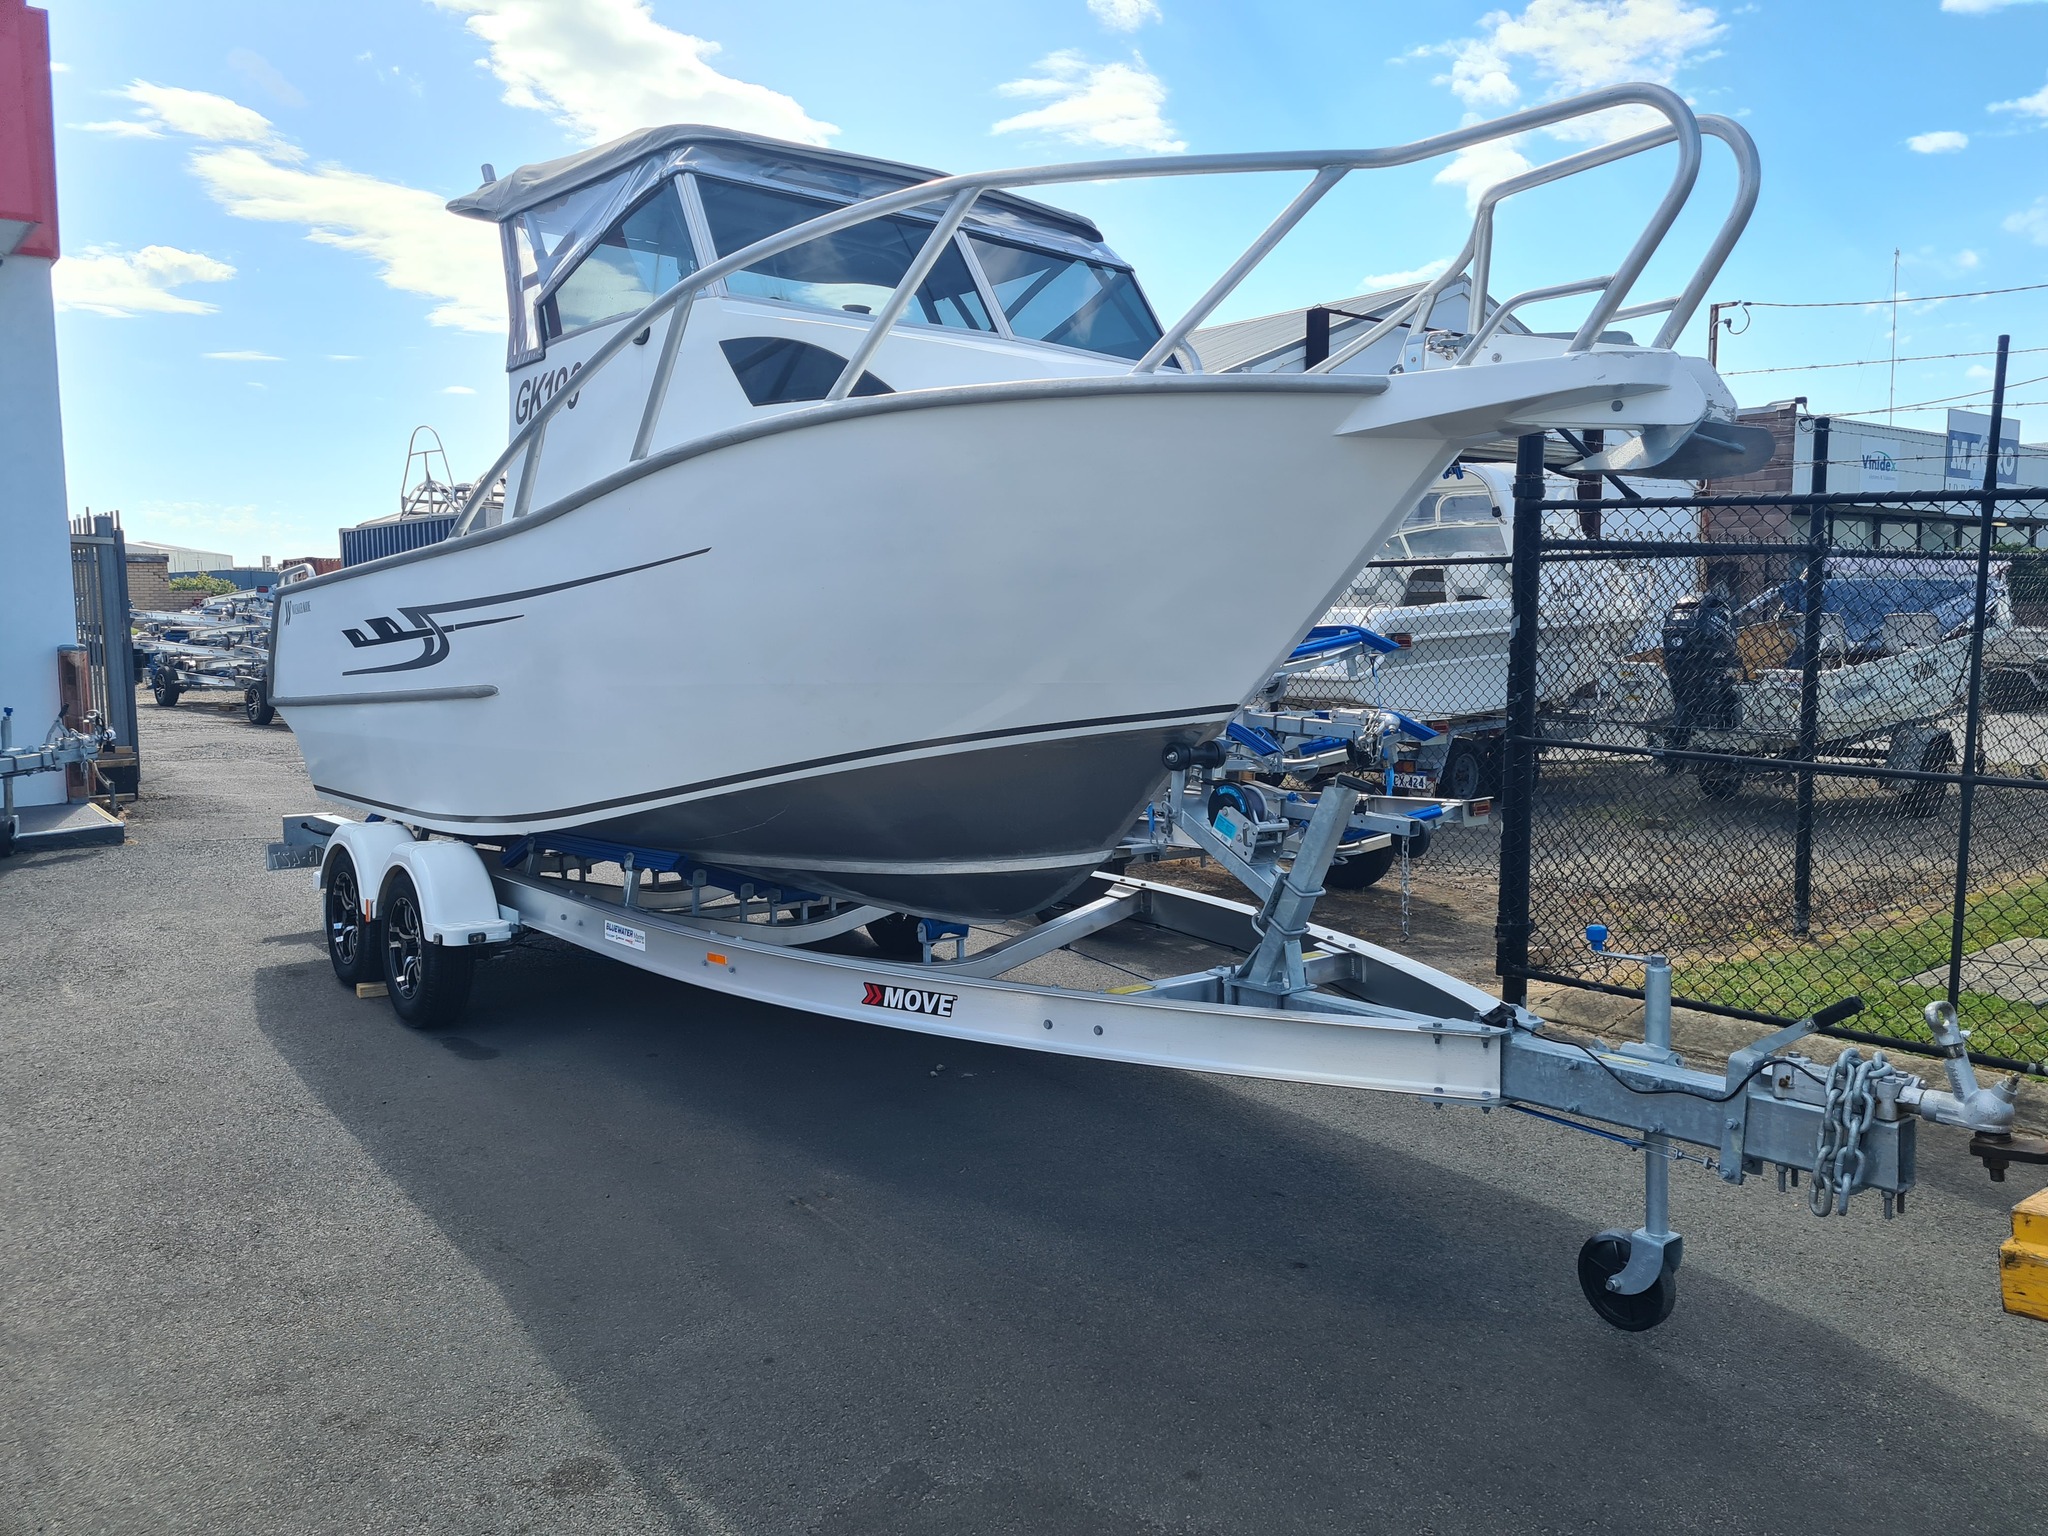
[1391,772,1435,792]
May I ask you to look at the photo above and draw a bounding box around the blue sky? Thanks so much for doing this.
[41,0,2048,562]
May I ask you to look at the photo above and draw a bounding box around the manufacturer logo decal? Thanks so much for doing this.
[862,982,957,1018]
[604,919,646,952]
[339,548,710,675]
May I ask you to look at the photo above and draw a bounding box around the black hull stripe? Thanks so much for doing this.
[312,701,1235,826]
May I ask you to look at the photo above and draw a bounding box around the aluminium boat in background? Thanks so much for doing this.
[270,86,1767,919]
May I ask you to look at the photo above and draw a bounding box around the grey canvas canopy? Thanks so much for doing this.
[448,124,1107,242]
[451,125,1136,369]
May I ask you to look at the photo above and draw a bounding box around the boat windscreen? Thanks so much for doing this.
[1404,523,1508,559]
[965,234,1162,361]
[697,177,994,330]
[543,185,697,339]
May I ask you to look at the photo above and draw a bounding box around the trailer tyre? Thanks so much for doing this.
[244,685,275,726]
[1577,1230,1677,1331]
[1325,842,1397,890]
[150,668,181,707]
[1696,762,1744,800]
[1901,731,1955,820]
[1441,740,1490,801]
[323,849,382,986]
[380,869,475,1029]
[865,912,926,960]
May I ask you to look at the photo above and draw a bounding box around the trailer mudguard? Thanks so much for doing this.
[319,821,415,916]
[379,839,520,946]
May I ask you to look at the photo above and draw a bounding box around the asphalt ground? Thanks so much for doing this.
[5,694,2048,1534]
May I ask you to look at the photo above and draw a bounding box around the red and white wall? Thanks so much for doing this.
[0,0,74,806]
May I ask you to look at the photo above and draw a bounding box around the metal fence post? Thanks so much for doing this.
[1791,417,1829,934]
[94,514,138,761]
[1948,335,2009,1003]
[1495,431,1547,1005]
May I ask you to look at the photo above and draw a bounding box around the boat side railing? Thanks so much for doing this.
[454,83,1755,537]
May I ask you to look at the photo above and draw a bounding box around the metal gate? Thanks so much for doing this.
[68,512,139,792]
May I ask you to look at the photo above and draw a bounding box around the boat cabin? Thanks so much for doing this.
[448,127,1175,497]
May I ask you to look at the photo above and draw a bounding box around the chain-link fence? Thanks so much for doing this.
[1493,430,2048,1072]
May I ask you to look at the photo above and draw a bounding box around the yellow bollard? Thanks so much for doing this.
[2000,1188,2048,1321]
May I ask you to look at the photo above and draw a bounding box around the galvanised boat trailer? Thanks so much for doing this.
[272,754,2034,1331]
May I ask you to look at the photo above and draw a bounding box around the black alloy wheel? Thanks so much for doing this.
[380,869,476,1028]
[324,849,381,985]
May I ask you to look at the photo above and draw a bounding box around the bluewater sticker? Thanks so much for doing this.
[604,919,646,952]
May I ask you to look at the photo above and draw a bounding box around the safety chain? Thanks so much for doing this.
[1398,836,1413,938]
[1810,1047,1887,1217]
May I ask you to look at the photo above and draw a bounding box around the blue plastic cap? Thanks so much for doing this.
[1585,923,1608,952]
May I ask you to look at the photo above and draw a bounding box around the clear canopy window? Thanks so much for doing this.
[964,235,1162,361]
[543,185,697,340]
[697,177,994,330]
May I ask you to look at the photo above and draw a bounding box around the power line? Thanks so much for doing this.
[1860,372,2048,413]
[1733,279,2048,310]
[1723,344,2048,377]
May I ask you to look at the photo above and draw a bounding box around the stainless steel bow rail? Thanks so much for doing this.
[452,83,1759,534]
[270,735,2033,1329]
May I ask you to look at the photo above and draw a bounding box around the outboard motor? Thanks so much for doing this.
[1660,593,1742,743]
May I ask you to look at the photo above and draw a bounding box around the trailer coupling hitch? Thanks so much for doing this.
[1890,1002,2033,1182]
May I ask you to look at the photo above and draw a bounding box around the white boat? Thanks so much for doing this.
[1604,557,2013,805]
[1281,461,1697,721]
[269,87,1766,918]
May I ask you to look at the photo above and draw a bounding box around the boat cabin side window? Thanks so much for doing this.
[696,177,994,330]
[965,235,1162,361]
[541,184,697,341]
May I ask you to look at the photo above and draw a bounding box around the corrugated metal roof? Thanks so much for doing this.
[1190,281,1444,373]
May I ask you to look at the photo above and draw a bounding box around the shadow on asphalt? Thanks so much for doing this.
[255,938,2026,1536]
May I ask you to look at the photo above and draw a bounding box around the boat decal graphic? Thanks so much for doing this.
[341,549,710,675]
[862,982,957,1018]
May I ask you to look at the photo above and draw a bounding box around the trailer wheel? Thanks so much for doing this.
[865,912,925,960]
[323,849,382,986]
[380,869,475,1029]
[1325,842,1397,890]
[150,669,182,707]
[1901,730,1955,820]
[1577,1231,1677,1331]
[1696,762,1744,800]
[244,685,275,726]
[1441,740,1489,801]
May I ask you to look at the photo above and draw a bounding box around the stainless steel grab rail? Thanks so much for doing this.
[452,84,1746,538]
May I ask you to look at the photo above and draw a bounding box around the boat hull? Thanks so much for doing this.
[274,380,1454,917]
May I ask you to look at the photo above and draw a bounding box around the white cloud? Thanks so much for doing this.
[2006,196,2048,245]
[188,146,503,331]
[442,384,477,394]
[81,80,296,153]
[1434,138,1536,210]
[1089,0,1162,30]
[1957,248,1981,268]
[204,350,281,360]
[1989,76,2048,120]
[1967,363,1996,381]
[1906,130,1969,153]
[1357,256,1453,292]
[49,61,71,74]
[1943,0,2047,12]
[1417,0,1725,207]
[994,51,1184,153]
[426,0,836,145]
[327,353,361,361]
[50,244,236,317]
